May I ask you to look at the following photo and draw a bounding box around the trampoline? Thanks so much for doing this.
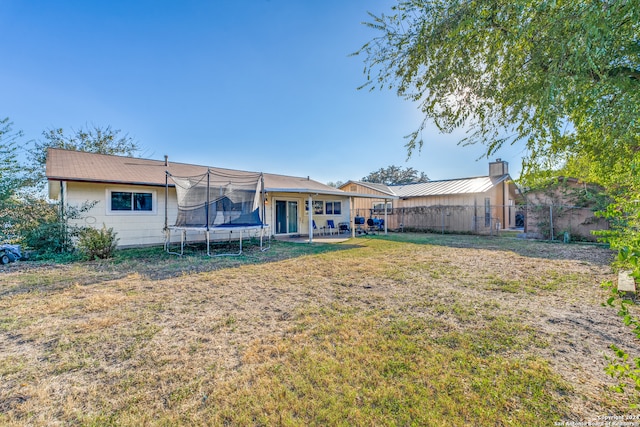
[164,169,270,256]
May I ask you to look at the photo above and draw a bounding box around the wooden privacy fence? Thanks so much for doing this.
[354,204,608,241]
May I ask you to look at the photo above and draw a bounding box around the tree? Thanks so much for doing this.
[27,124,140,189]
[356,0,639,184]
[362,165,429,186]
[15,124,139,253]
[0,117,24,201]
[358,0,640,404]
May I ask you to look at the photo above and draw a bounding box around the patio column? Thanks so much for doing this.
[308,195,313,243]
[384,200,388,235]
[350,196,355,238]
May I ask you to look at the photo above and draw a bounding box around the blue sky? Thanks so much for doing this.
[1,0,525,184]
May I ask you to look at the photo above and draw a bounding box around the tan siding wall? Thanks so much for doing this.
[63,183,353,245]
[340,179,519,232]
[391,195,480,231]
[339,183,389,217]
[65,181,176,248]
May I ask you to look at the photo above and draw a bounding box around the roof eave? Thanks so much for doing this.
[46,176,172,187]
[265,187,397,199]
[341,180,396,196]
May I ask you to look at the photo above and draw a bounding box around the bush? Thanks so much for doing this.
[77,225,119,260]
[2,199,98,256]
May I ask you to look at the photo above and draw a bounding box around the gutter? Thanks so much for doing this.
[46,177,173,188]
[265,187,397,200]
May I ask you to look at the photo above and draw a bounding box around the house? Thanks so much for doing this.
[340,159,519,233]
[521,177,609,241]
[46,148,390,248]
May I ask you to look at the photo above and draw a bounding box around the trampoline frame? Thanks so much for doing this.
[164,169,270,257]
[164,225,271,257]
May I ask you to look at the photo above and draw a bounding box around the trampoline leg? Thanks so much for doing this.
[260,227,271,252]
[164,229,169,252]
[165,228,187,256]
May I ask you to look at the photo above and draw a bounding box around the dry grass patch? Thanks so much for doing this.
[208,307,568,426]
[0,235,635,425]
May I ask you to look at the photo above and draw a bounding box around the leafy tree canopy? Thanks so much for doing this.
[356,0,639,186]
[358,1,640,404]
[28,124,140,189]
[0,117,24,201]
[362,165,429,185]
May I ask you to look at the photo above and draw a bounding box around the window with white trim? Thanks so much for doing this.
[304,200,325,215]
[325,201,342,215]
[107,190,155,214]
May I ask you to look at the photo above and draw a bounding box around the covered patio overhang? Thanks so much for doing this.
[264,187,397,243]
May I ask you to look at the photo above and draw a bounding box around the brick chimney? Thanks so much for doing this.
[489,158,508,177]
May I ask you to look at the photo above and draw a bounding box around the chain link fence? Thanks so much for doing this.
[521,203,609,242]
[354,204,608,242]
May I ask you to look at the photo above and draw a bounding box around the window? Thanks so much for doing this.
[372,201,393,214]
[108,190,154,213]
[304,200,325,215]
[484,197,491,227]
[325,201,341,215]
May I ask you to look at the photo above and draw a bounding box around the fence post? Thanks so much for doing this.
[549,205,554,241]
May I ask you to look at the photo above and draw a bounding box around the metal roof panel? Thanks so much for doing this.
[392,176,508,197]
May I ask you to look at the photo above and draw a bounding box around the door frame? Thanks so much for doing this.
[274,198,300,235]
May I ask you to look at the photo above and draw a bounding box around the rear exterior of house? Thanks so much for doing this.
[340,160,519,233]
[49,179,176,247]
[260,173,354,238]
[46,149,354,247]
[340,181,396,219]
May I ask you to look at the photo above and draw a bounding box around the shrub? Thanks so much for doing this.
[77,224,119,260]
[3,199,98,256]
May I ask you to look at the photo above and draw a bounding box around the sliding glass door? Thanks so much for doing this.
[275,200,298,234]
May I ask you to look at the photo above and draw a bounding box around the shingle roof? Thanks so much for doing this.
[45,148,340,194]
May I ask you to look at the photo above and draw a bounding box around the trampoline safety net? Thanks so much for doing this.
[169,170,264,228]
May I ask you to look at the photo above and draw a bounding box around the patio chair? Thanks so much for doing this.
[326,219,337,235]
[312,220,323,236]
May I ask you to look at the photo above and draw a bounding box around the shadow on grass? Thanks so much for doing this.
[2,232,612,297]
[1,239,361,297]
[136,239,362,280]
[356,231,613,266]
